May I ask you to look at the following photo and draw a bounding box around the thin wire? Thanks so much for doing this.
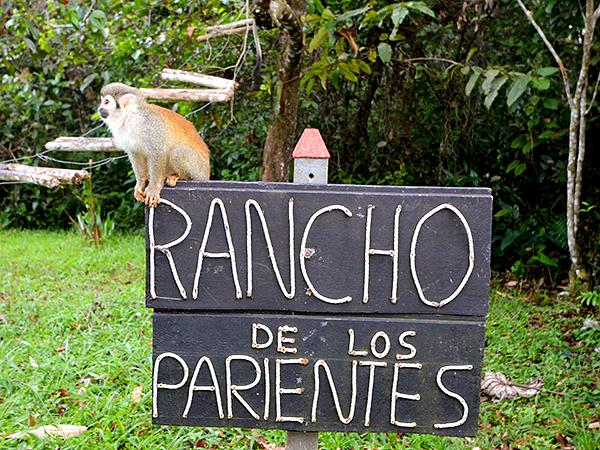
[184,101,213,118]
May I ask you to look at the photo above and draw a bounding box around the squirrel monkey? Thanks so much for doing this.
[98,83,210,207]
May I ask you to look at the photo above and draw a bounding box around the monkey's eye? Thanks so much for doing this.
[103,99,109,105]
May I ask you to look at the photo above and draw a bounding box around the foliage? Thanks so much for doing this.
[0,230,598,448]
[578,290,600,309]
[0,0,599,286]
[70,176,115,245]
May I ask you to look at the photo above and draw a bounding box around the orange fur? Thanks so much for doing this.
[148,104,210,160]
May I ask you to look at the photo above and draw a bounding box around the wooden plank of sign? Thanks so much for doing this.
[152,313,485,436]
[145,181,492,316]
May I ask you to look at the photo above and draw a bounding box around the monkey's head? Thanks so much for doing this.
[98,83,145,124]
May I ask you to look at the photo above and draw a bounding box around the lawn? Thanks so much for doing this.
[0,230,598,449]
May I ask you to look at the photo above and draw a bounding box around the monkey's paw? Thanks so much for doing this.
[165,174,180,187]
[134,190,146,203]
[145,190,161,208]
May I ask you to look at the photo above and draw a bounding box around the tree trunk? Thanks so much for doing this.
[516,0,599,288]
[255,0,306,182]
[566,0,598,285]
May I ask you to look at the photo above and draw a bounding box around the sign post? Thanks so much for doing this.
[287,128,330,449]
[145,129,493,445]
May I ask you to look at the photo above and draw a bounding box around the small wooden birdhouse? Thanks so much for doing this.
[292,128,330,184]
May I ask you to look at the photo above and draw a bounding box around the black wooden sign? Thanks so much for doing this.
[146,181,492,436]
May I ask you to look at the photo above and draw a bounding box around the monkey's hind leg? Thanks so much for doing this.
[165,174,180,187]
[145,151,167,208]
[129,152,149,203]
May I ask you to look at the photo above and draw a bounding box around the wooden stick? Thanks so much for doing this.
[197,26,250,42]
[140,88,233,102]
[0,163,89,188]
[160,69,237,90]
[205,19,254,33]
[45,137,120,152]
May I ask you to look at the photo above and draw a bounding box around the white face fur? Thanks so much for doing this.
[98,93,142,151]
[98,95,122,125]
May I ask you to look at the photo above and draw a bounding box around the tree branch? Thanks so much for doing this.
[0,164,89,188]
[585,71,599,114]
[515,0,575,110]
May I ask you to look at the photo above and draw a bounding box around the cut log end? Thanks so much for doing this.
[0,163,90,188]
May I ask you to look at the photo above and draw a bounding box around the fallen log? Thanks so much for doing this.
[45,137,119,152]
[0,163,89,188]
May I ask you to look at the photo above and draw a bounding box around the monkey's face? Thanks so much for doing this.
[98,94,121,123]
[98,92,140,127]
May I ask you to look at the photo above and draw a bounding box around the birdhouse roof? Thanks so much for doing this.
[292,128,330,159]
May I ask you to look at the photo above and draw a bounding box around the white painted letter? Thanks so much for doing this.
[433,365,473,429]
[153,352,190,418]
[359,361,387,426]
[193,198,242,300]
[396,331,417,360]
[149,199,192,299]
[276,358,306,423]
[390,362,422,428]
[311,360,357,424]
[363,205,401,303]
[410,203,474,308]
[370,331,391,359]
[183,356,224,419]
[245,198,295,299]
[347,329,368,356]
[252,323,274,349]
[277,325,298,354]
[300,205,353,304]
[225,355,262,419]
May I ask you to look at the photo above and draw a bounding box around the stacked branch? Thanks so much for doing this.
[45,137,119,152]
[197,19,254,42]
[140,87,233,102]
[160,68,237,90]
[0,163,89,188]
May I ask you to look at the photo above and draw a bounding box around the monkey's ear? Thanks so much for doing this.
[119,93,138,109]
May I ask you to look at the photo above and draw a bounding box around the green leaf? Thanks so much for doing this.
[543,98,559,110]
[506,160,527,176]
[531,77,550,90]
[535,67,558,77]
[406,2,436,18]
[391,5,409,26]
[481,69,499,94]
[466,47,478,62]
[511,134,527,149]
[529,250,558,267]
[506,75,531,107]
[322,8,336,21]
[336,6,371,22]
[309,26,329,52]
[377,42,392,64]
[339,63,358,82]
[80,73,98,92]
[306,78,315,96]
[465,70,480,96]
[356,60,372,74]
[460,65,470,75]
[24,37,37,53]
[484,75,507,109]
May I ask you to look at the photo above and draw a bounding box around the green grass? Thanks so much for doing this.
[0,230,598,449]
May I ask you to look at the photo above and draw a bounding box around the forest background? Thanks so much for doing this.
[0,0,599,294]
